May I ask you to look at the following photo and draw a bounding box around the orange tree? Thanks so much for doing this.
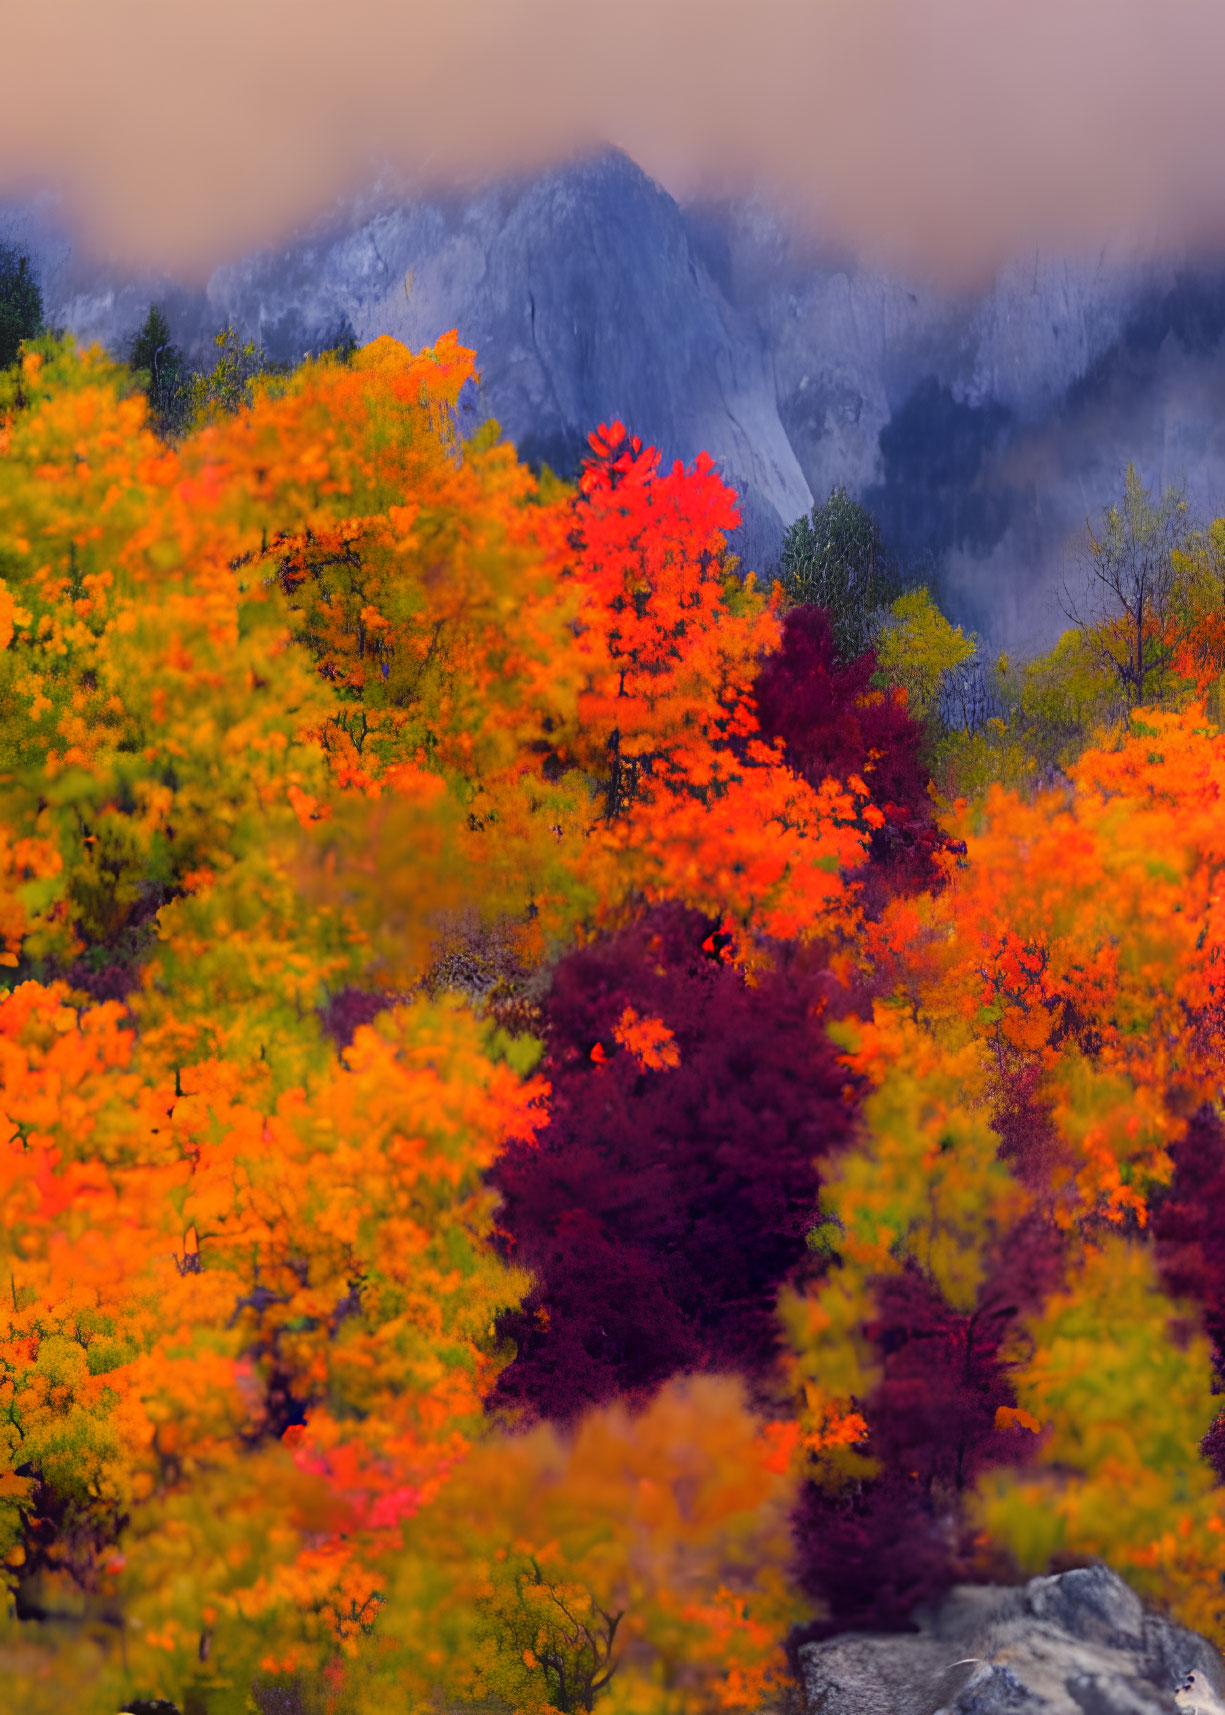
[0,333,572,1710]
[0,335,906,1713]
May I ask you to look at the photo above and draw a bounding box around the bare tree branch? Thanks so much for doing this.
[1061,462,1193,708]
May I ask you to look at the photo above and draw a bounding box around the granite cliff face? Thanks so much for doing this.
[8,151,1225,651]
[0,156,812,576]
[687,198,1225,647]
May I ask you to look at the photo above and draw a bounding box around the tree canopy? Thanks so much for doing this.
[0,332,1225,1713]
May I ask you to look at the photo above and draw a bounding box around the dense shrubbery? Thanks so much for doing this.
[0,324,1224,1715]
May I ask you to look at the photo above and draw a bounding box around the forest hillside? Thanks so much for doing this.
[0,314,1223,1715]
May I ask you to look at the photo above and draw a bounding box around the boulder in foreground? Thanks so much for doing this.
[798,1565,1225,1715]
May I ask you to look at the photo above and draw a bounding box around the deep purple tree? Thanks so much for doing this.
[489,905,852,1422]
[752,605,949,902]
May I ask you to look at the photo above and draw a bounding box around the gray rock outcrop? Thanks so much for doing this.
[798,1565,1225,1715]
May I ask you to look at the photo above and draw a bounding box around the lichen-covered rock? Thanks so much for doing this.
[798,1566,1225,1715]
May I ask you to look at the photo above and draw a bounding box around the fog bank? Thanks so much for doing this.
[7,1,1225,281]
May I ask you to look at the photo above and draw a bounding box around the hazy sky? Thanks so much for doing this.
[7,0,1225,281]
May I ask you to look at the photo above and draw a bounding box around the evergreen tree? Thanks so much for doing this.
[775,486,903,662]
[127,304,189,434]
[0,247,43,369]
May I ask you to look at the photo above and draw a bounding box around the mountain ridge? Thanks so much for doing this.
[7,149,1225,651]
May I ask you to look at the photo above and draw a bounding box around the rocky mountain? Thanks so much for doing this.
[0,157,813,581]
[688,196,1225,649]
[8,150,1225,653]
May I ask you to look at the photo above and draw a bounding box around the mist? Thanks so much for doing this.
[6,0,1225,282]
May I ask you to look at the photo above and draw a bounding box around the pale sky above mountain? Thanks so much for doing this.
[7,0,1225,281]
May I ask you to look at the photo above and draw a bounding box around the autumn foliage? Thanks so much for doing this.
[489,904,847,1422]
[2,328,1225,1714]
